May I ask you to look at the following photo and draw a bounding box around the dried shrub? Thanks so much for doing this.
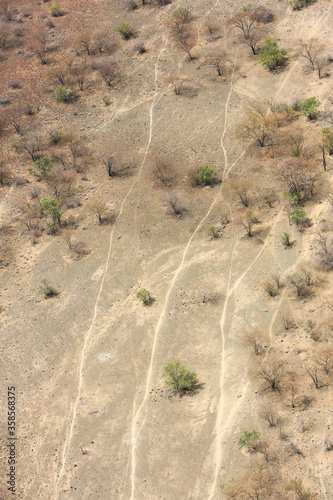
[150,154,176,188]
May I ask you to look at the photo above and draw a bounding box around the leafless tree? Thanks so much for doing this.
[162,192,184,216]
[78,33,93,55]
[31,28,50,65]
[150,154,176,187]
[93,58,121,87]
[164,75,191,95]
[304,362,323,389]
[241,326,266,355]
[237,210,260,237]
[228,178,253,207]
[89,200,109,224]
[175,29,196,60]
[260,404,280,427]
[203,51,226,76]
[255,355,285,391]
[298,39,326,78]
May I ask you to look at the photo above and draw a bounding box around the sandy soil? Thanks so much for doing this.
[0,0,333,499]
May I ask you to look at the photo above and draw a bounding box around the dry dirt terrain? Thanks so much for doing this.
[0,0,333,499]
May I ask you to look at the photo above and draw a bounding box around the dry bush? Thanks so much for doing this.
[241,326,266,355]
[133,40,146,54]
[304,362,325,389]
[174,29,196,60]
[222,463,281,499]
[260,403,280,427]
[48,65,70,86]
[68,241,91,260]
[227,178,253,207]
[99,148,129,178]
[12,130,45,162]
[89,200,111,224]
[70,61,89,91]
[164,75,190,95]
[254,355,286,391]
[298,39,327,78]
[0,162,11,185]
[92,58,122,87]
[77,33,93,55]
[203,16,221,40]
[29,27,51,65]
[280,310,296,331]
[150,154,176,188]
[276,157,317,202]
[261,277,278,297]
[313,346,333,375]
[235,101,277,148]
[94,30,116,54]
[312,232,333,271]
[287,272,310,298]
[161,192,184,216]
[197,281,217,304]
[258,186,277,208]
[203,51,227,76]
[325,432,333,451]
[236,209,260,237]
[46,167,77,202]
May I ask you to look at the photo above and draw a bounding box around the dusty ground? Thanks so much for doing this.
[0,0,333,498]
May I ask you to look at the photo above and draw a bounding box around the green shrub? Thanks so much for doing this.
[300,97,320,120]
[50,127,63,144]
[136,288,151,305]
[49,3,61,16]
[38,278,59,298]
[289,0,312,10]
[283,189,301,205]
[55,84,75,102]
[258,36,288,70]
[290,206,306,226]
[196,164,216,185]
[29,157,53,177]
[162,361,197,392]
[238,429,260,448]
[172,5,193,22]
[115,22,134,39]
[41,197,62,229]
[263,279,278,297]
[208,226,220,239]
[281,232,292,247]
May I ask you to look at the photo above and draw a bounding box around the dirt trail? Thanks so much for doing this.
[53,38,168,498]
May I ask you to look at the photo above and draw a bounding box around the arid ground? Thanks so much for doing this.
[0,0,333,498]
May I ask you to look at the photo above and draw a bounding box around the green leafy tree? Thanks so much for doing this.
[258,36,288,70]
[29,157,53,177]
[300,97,320,120]
[115,22,134,39]
[196,164,216,185]
[136,288,151,305]
[56,84,75,102]
[238,429,260,448]
[290,206,306,226]
[41,197,62,228]
[162,361,197,392]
